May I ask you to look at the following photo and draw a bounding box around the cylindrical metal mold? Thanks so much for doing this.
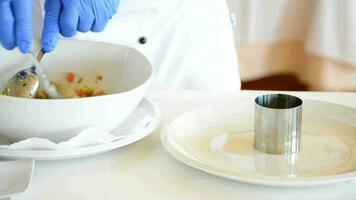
[254,94,302,154]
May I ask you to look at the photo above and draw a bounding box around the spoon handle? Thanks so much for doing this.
[30,49,64,99]
[29,49,49,87]
[36,49,46,62]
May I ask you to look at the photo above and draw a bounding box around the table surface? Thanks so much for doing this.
[13,90,356,200]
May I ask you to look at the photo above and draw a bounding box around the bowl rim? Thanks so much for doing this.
[0,42,154,103]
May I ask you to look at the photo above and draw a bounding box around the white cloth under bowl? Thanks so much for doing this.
[0,107,153,150]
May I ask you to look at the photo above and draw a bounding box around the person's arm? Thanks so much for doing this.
[41,0,120,53]
[0,0,33,53]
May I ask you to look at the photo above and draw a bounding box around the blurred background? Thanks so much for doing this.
[227,0,356,91]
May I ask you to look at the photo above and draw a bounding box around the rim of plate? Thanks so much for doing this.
[0,97,161,160]
[160,98,356,187]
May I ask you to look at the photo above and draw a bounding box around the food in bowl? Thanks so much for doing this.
[2,71,107,99]
[36,72,107,99]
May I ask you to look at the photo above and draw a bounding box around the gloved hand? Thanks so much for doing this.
[0,0,33,53]
[41,0,120,52]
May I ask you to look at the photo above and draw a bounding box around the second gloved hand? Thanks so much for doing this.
[41,0,120,52]
[0,0,33,53]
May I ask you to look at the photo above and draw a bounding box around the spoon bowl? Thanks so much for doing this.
[3,67,39,98]
[4,49,65,99]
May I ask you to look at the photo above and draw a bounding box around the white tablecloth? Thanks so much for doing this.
[14,90,356,200]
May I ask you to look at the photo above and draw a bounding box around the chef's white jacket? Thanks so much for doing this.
[33,0,241,90]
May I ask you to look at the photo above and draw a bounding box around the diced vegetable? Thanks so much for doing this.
[77,77,83,84]
[75,86,95,97]
[95,75,103,83]
[36,90,47,99]
[2,88,9,96]
[66,72,75,83]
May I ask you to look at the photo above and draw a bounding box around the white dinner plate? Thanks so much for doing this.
[161,98,356,187]
[0,98,160,160]
[0,160,35,198]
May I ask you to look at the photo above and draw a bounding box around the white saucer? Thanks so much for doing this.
[161,98,356,187]
[0,98,160,160]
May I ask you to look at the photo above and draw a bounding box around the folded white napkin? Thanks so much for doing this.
[0,107,153,150]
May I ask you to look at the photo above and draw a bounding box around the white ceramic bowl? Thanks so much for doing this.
[0,40,153,142]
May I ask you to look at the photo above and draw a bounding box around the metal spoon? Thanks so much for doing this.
[4,49,64,99]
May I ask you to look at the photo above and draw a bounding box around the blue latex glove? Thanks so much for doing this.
[41,0,120,52]
[0,0,33,53]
